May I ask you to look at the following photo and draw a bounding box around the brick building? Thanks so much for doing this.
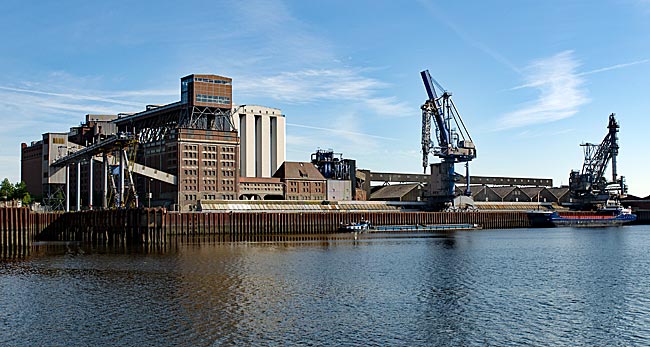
[273,162,326,200]
[118,74,240,211]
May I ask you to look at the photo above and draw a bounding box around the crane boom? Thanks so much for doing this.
[420,69,476,200]
[569,113,627,207]
[420,70,450,149]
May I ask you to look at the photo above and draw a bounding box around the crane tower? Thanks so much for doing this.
[420,70,476,202]
[569,113,628,209]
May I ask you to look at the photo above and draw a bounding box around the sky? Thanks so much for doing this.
[1,0,649,196]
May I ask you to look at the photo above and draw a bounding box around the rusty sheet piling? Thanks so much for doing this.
[6,207,647,254]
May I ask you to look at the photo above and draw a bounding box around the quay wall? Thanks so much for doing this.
[35,209,531,245]
[1,208,648,259]
[0,208,62,259]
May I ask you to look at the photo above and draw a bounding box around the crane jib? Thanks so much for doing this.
[420,70,438,101]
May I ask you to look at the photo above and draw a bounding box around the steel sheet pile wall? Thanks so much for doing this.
[162,210,532,235]
[32,209,532,246]
[39,208,167,245]
[0,207,47,259]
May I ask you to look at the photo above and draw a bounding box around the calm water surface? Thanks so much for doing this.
[2,226,650,346]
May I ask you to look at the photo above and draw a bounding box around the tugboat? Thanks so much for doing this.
[550,204,636,227]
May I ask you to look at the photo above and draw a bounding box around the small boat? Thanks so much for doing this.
[339,221,372,232]
[550,207,636,227]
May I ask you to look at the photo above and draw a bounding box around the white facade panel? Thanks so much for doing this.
[271,116,286,176]
[239,113,256,177]
[235,105,286,179]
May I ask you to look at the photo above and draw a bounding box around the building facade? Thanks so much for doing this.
[273,162,326,201]
[21,132,83,203]
[233,105,285,178]
[239,177,284,200]
[126,74,240,211]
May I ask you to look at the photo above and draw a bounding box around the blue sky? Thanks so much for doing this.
[1,0,649,196]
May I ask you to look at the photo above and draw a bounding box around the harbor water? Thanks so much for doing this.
[2,225,650,346]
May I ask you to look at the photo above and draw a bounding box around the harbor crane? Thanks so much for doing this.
[420,70,476,200]
[569,113,628,208]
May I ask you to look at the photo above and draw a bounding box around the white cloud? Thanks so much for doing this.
[499,51,589,129]
[416,0,521,74]
[237,69,411,117]
[287,123,398,142]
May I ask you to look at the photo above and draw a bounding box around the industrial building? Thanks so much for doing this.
[232,105,285,178]
[20,74,245,211]
[19,71,574,212]
[310,149,356,201]
[273,162,326,201]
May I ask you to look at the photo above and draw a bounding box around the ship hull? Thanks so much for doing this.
[550,211,636,228]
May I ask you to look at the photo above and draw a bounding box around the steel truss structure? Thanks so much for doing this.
[569,113,627,206]
[114,103,235,143]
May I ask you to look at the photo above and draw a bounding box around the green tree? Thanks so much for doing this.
[21,192,32,205]
[0,178,14,201]
[13,181,28,200]
[12,181,31,205]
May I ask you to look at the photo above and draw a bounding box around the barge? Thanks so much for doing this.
[550,207,636,227]
[339,222,481,232]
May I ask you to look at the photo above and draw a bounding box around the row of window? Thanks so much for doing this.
[289,181,322,187]
[286,195,325,200]
[243,186,282,192]
[184,193,236,201]
[193,77,231,85]
[196,94,231,105]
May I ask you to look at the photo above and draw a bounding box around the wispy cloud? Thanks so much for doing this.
[498,51,589,130]
[509,58,650,91]
[579,58,650,76]
[416,0,520,74]
[237,69,411,117]
[288,122,398,141]
[0,85,143,107]
[0,80,182,143]
[514,128,575,139]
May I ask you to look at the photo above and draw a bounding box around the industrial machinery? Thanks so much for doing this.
[311,149,357,199]
[420,70,476,202]
[568,113,628,209]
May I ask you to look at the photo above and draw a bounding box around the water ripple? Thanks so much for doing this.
[2,227,650,346]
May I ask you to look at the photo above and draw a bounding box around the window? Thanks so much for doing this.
[193,77,231,85]
[196,94,231,105]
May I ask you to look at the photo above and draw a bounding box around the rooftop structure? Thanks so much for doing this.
[273,162,326,201]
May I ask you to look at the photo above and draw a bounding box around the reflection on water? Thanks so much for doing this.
[2,226,650,346]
